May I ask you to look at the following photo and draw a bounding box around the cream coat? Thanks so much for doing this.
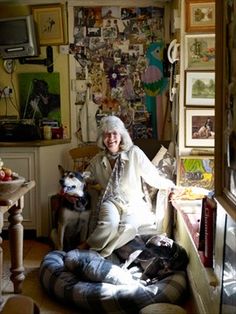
[85,145,175,256]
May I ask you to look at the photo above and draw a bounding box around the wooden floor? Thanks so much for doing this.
[1,238,84,314]
[1,238,195,314]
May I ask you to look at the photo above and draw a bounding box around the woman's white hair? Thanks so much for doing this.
[97,115,133,151]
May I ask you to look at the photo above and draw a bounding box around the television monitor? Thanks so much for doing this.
[0,15,39,59]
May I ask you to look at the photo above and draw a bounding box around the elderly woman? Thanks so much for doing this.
[79,116,175,257]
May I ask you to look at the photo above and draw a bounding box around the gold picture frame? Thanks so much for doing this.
[185,0,215,33]
[32,4,65,46]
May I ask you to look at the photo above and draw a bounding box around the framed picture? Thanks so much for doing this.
[18,72,61,123]
[185,71,215,106]
[185,34,215,70]
[185,108,215,147]
[185,0,215,33]
[177,155,214,190]
[32,4,65,46]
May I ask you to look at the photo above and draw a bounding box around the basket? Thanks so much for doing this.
[0,177,25,195]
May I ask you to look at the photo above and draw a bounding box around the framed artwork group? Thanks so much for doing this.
[184,0,216,149]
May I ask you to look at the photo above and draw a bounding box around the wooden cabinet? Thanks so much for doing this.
[0,148,38,231]
[0,141,72,236]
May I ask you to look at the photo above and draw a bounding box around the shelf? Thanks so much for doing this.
[0,138,71,147]
[172,199,219,287]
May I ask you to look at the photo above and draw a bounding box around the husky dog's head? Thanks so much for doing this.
[58,165,90,197]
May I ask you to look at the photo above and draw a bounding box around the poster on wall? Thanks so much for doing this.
[18,72,61,125]
[71,5,167,140]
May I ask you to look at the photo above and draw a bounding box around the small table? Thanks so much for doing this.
[0,180,35,304]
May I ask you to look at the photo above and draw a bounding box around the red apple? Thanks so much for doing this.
[0,169,5,180]
[2,175,12,181]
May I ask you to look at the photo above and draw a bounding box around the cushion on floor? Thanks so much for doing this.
[39,248,187,314]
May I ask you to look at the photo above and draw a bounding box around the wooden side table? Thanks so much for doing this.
[0,181,35,305]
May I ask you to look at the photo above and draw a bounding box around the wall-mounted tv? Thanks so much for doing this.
[0,15,39,59]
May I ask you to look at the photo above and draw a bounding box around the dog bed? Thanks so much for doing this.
[39,235,188,314]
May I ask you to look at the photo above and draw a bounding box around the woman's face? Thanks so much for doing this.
[103,130,121,154]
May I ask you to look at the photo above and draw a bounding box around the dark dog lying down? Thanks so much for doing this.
[114,234,189,282]
[51,165,91,251]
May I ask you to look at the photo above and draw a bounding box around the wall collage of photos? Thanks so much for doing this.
[70,5,168,142]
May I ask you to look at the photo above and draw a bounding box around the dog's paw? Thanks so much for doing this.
[82,171,91,179]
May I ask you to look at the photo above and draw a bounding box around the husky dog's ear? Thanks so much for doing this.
[82,171,91,179]
[58,165,65,176]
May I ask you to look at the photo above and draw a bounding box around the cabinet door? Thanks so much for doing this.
[0,150,37,229]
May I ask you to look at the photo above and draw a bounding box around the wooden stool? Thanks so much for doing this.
[139,303,187,314]
[1,295,40,314]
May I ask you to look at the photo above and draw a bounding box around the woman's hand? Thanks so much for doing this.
[77,241,90,250]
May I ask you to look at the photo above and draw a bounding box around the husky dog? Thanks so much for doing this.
[51,165,90,251]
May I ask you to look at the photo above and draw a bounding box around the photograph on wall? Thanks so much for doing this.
[177,155,214,190]
[185,71,215,106]
[185,34,215,70]
[18,72,61,125]
[185,108,215,147]
[101,7,121,19]
[72,5,167,140]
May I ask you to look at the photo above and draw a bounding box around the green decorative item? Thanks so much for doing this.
[142,41,168,138]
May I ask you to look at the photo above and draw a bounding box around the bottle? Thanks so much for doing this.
[63,125,69,139]
[43,126,52,140]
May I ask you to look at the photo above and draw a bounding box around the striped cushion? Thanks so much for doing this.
[40,250,187,314]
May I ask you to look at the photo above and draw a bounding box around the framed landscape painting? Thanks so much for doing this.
[185,71,215,106]
[185,108,215,147]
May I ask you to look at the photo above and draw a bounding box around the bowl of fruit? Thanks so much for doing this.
[0,159,25,195]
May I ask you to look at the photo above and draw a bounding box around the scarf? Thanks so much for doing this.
[89,153,128,235]
[101,154,127,205]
